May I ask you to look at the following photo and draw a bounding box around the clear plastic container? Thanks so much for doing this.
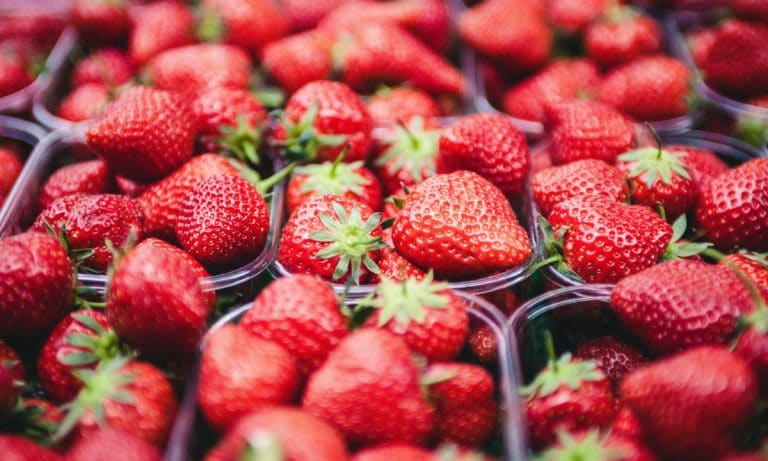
[165,290,527,461]
[530,130,764,289]
[0,128,287,304]
[31,44,88,132]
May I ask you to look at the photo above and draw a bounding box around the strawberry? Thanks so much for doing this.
[128,0,195,65]
[370,248,426,283]
[612,407,646,442]
[0,435,62,461]
[718,452,768,461]
[0,340,25,383]
[547,101,635,165]
[501,59,601,123]
[106,237,213,361]
[0,145,23,202]
[204,406,348,461]
[38,160,115,211]
[735,325,768,395]
[695,158,768,251]
[114,175,151,198]
[57,358,177,446]
[575,336,647,387]
[468,324,498,365]
[287,159,382,214]
[367,87,442,127]
[423,362,497,447]
[67,427,161,461]
[548,0,608,33]
[667,145,729,192]
[688,27,717,68]
[198,0,288,54]
[723,252,768,300]
[240,274,347,375]
[0,232,73,342]
[72,0,129,45]
[37,311,118,403]
[621,346,758,461]
[535,429,657,461]
[521,353,615,448]
[86,86,197,182]
[585,7,662,68]
[71,49,134,89]
[303,328,435,446]
[352,444,433,461]
[260,29,333,95]
[732,0,768,22]
[280,0,345,30]
[598,55,691,121]
[0,359,21,417]
[198,325,298,431]
[611,259,754,354]
[373,116,441,195]
[273,80,372,163]
[0,54,32,98]
[16,398,63,446]
[277,195,386,284]
[701,20,768,98]
[532,159,629,217]
[362,275,468,361]
[392,171,531,279]
[436,113,530,198]
[57,83,112,123]
[33,194,144,272]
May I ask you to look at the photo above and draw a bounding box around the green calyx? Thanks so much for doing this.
[435,444,485,461]
[230,159,297,198]
[359,272,449,327]
[532,216,583,281]
[602,5,640,24]
[534,430,629,461]
[663,214,712,260]
[273,102,348,162]
[218,114,264,167]
[374,116,440,183]
[295,159,371,197]
[58,313,123,368]
[197,9,226,43]
[736,117,768,149]
[239,432,285,461]
[520,353,604,398]
[617,146,691,188]
[310,203,388,284]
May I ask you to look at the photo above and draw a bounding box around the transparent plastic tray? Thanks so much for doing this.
[32,44,89,132]
[165,290,526,461]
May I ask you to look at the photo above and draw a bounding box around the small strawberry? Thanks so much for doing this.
[667,145,729,192]
[72,0,129,45]
[373,116,441,195]
[0,145,23,201]
[468,324,498,365]
[287,157,382,214]
[259,30,333,95]
[621,346,758,461]
[67,427,162,461]
[370,248,426,283]
[0,54,32,98]
[198,0,288,54]
[0,435,62,461]
[574,336,647,387]
[535,429,657,461]
[352,444,433,461]
[367,87,442,127]
[57,83,112,123]
[71,49,134,88]
[303,328,435,446]
[198,325,299,431]
[86,86,197,182]
[128,0,195,65]
[38,160,115,211]
[549,0,608,33]
[585,7,662,68]
[701,19,768,98]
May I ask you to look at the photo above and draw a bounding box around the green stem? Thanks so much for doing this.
[543,330,557,372]
[530,254,563,273]
[330,145,350,179]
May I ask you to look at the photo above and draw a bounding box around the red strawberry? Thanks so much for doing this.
[701,19,768,98]
[585,8,662,68]
[718,452,768,461]
[688,28,717,68]
[67,428,161,461]
[106,238,213,360]
[280,0,345,30]
[273,80,372,163]
[695,158,768,251]
[33,194,144,272]
[0,145,23,200]
[501,59,601,123]
[734,325,768,395]
[370,248,426,283]
[115,175,152,198]
[535,429,657,461]
[532,159,629,217]
[723,252,768,300]
[37,311,118,403]
[612,406,646,442]
[128,1,195,65]
[0,232,73,342]
[549,0,608,33]
[436,113,529,198]
[547,101,635,165]
[57,83,112,123]
[199,0,288,54]
[0,54,32,98]
[17,398,64,445]
[240,274,346,375]
[352,444,432,461]
[373,116,441,195]
[198,325,299,431]
[0,340,25,383]
[575,336,647,386]
[667,145,729,192]
[621,346,758,461]
[423,362,497,447]
[277,195,386,284]
[468,324,498,365]
[303,328,435,446]
[611,259,754,354]
[38,160,115,211]
[72,0,129,45]
[732,0,768,22]
[86,86,197,182]
[259,30,333,94]
[0,358,21,417]
[598,55,691,121]
[71,49,134,88]
[367,87,441,127]
[287,159,382,214]
[204,406,348,461]
[393,171,531,279]
[0,435,62,461]
[521,353,615,448]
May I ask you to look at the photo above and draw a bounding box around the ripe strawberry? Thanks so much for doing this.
[106,238,213,360]
[115,175,151,198]
[71,49,134,88]
[468,324,498,365]
[0,340,25,383]
[199,0,287,54]
[598,55,691,121]
[367,87,441,127]
[521,353,615,448]
[273,80,372,163]
[423,362,497,447]
[57,83,112,123]
[667,145,728,192]
[86,86,197,182]
[0,54,32,98]
[393,171,531,279]
[732,0,768,22]
[695,158,768,251]
[547,101,635,165]
[0,359,21,417]
[501,59,601,123]
[0,232,73,342]
[532,159,629,217]
[33,194,144,272]
[0,145,23,201]
[585,8,662,68]
[303,328,435,446]
[37,311,118,403]
[611,259,754,354]
[287,159,382,214]
[38,160,115,211]
[535,429,657,461]
[352,444,432,461]
[72,0,129,45]
[204,406,348,461]
[575,336,647,387]
[0,435,62,461]
[718,452,768,461]
[436,113,529,198]
[735,325,768,395]
[701,19,768,98]
[612,406,646,442]
[128,0,195,65]
[259,29,333,94]
[621,346,758,461]
[198,326,300,432]
[373,116,441,195]
[277,195,386,284]
[67,427,161,461]
[17,398,63,446]
[549,0,608,33]
[280,0,345,30]
[370,248,425,283]
[723,252,768,300]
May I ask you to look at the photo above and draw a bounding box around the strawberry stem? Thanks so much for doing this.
[543,330,558,372]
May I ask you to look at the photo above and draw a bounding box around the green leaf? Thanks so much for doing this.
[58,352,99,367]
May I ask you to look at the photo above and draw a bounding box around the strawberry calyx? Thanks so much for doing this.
[58,313,123,369]
[617,146,690,188]
[239,431,284,461]
[11,401,59,445]
[273,102,348,162]
[532,216,583,281]
[663,214,712,260]
[197,9,226,43]
[230,159,297,198]
[435,443,486,461]
[310,203,388,283]
[295,146,371,197]
[217,114,264,166]
[358,272,449,327]
[601,5,641,24]
[736,116,768,149]
[534,430,629,461]
[374,116,440,183]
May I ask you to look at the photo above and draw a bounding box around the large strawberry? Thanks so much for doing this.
[621,346,758,461]
[287,158,382,214]
[0,435,62,461]
[574,336,647,387]
[585,7,662,68]
[86,86,197,182]
[259,30,333,94]
[303,328,435,446]
[72,0,129,45]
[71,48,134,88]
[128,0,195,65]
[198,325,299,431]
[701,19,768,98]
[611,259,754,354]
[366,87,442,127]
[535,429,657,461]
[667,145,729,192]
[67,427,162,461]
[436,113,529,198]
[57,84,112,123]
[199,0,287,54]
[392,171,531,279]
[373,116,441,195]
[38,160,115,211]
